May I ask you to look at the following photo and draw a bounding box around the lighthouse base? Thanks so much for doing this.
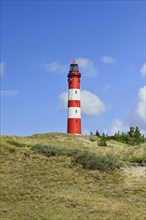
[67,118,81,135]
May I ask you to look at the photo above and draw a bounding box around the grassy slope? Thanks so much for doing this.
[0,133,146,220]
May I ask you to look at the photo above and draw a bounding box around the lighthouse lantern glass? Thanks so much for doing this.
[70,64,79,71]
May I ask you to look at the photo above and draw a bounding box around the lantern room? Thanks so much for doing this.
[68,60,81,77]
[70,60,79,71]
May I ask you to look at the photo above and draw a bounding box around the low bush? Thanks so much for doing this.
[73,151,120,171]
[31,144,56,157]
[31,144,120,171]
[31,144,80,157]
[98,133,108,146]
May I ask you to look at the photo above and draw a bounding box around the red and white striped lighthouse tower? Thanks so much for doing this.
[67,60,81,135]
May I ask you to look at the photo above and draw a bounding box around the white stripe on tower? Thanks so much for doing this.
[68,89,80,100]
[68,107,81,118]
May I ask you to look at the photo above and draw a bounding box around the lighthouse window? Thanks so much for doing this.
[75,110,77,113]
[76,119,78,122]
[75,90,77,94]
[70,64,79,70]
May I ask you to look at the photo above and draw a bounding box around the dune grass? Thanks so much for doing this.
[0,133,146,220]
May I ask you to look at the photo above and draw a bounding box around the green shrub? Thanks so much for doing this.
[73,151,120,171]
[31,144,56,157]
[111,126,145,145]
[31,144,80,157]
[98,133,107,146]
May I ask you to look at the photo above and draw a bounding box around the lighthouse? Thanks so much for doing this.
[67,60,82,135]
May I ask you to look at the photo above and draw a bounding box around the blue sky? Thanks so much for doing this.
[1,0,145,136]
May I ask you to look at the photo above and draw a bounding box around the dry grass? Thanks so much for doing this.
[0,133,146,220]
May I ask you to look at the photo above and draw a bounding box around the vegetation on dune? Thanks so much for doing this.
[98,133,108,147]
[31,144,80,157]
[0,132,146,220]
[94,126,145,146]
[31,144,120,171]
[73,151,120,171]
[111,126,145,145]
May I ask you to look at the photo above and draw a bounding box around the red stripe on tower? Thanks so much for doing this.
[67,60,82,135]
[68,100,80,108]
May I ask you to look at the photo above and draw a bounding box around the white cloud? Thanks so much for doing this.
[140,63,146,77]
[75,57,98,77]
[106,86,146,136]
[43,58,98,77]
[108,119,128,135]
[134,86,146,123]
[119,86,146,132]
[81,90,106,116]
[0,90,18,97]
[107,118,145,136]
[59,90,106,116]
[59,92,68,110]
[0,62,5,77]
[101,56,116,64]
[44,61,68,74]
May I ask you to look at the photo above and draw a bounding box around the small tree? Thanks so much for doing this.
[95,130,100,137]
[98,133,107,146]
